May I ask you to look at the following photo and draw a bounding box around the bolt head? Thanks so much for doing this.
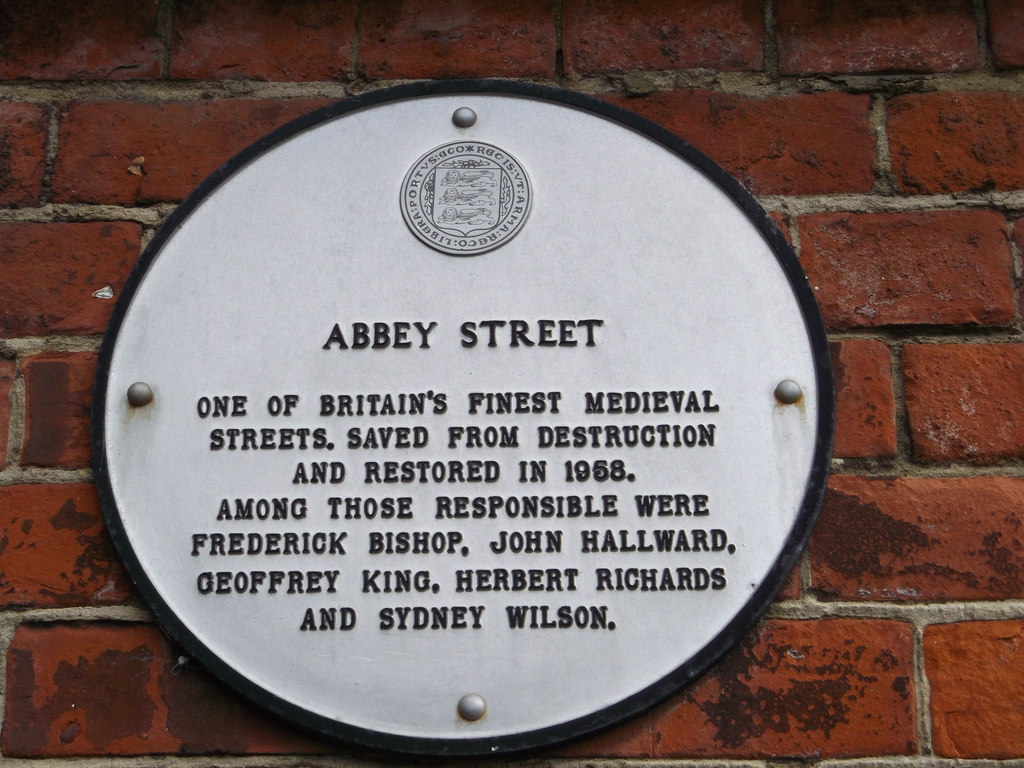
[774,379,803,405]
[457,693,486,721]
[452,107,477,128]
[127,381,154,407]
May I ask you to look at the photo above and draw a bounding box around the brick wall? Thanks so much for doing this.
[2,0,1024,762]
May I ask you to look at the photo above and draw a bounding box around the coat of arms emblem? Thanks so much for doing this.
[401,141,532,255]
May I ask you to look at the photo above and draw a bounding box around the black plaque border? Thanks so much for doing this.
[93,79,835,758]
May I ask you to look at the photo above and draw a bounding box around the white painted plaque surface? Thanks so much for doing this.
[96,82,832,755]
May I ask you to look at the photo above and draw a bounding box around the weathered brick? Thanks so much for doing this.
[768,211,791,244]
[812,476,1024,601]
[0,0,161,80]
[888,92,1024,193]
[0,357,14,464]
[553,571,804,757]
[551,713,653,757]
[651,619,916,757]
[171,0,356,81]
[0,103,48,206]
[926,621,1024,758]
[0,483,132,607]
[776,0,978,74]
[20,353,96,469]
[988,0,1024,69]
[158,654,331,754]
[776,561,803,601]
[799,211,1014,328]
[607,91,874,194]
[0,223,140,337]
[563,0,762,75]
[904,343,1024,462]
[829,340,896,458]
[360,0,556,79]
[1015,216,1024,316]
[2,623,331,755]
[52,99,332,205]
[3,624,172,755]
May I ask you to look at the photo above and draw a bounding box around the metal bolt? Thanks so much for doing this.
[452,107,477,128]
[457,693,486,721]
[127,381,154,407]
[774,379,803,405]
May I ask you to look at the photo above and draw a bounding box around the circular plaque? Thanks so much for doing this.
[94,81,833,756]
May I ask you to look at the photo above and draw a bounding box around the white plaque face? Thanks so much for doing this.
[95,82,833,756]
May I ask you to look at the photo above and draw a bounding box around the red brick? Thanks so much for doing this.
[0,357,14,464]
[988,0,1024,69]
[799,211,1014,328]
[52,99,332,205]
[2,623,331,755]
[904,343,1024,462]
[20,353,96,469]
[552,558,799,759]
[777,0,978,75]
[926,621,1024,757]
[1015,216,1024,316]
[0,483,132,607]
[3,624,172,755]
[889,92,1024,193]
[829,340,896,458]
[607,91,874,195]
[0,0,160,80]
[171,0,356,81]
[768,211,791,244]
[158,660,332,754]
[652,619,916,757]
[0,103,48,206]
[812,475,1024,601]
[776,560,803,601]
[0,223,140,337]
[549,713,653,757]
[360,0,555,79]
[563,0,762,75]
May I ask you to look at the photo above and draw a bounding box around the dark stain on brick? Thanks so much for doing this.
[892,675,911,700]
[50,498,94,533]
[59,721,80,744]
[50,645,156,749]
[828,341,849,395]
[161,661,267,752]
[0,4,12,48]
[3,647,46,754]
[695,628,897,749]
[906,561,980,589]
[701,678,854,748]
[0,148,14,199]
[816,489,931,579]
[874,647,899,672]
[73,533,110,576]
[977,530,1024,594]
[73,532,128,604]
[159,655,331,753]
[699,640,852,746]
[21,360,70,466]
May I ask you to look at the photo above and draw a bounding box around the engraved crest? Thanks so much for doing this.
[401,141,531,255]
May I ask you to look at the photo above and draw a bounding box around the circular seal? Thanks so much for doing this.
[400,140,532,255]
